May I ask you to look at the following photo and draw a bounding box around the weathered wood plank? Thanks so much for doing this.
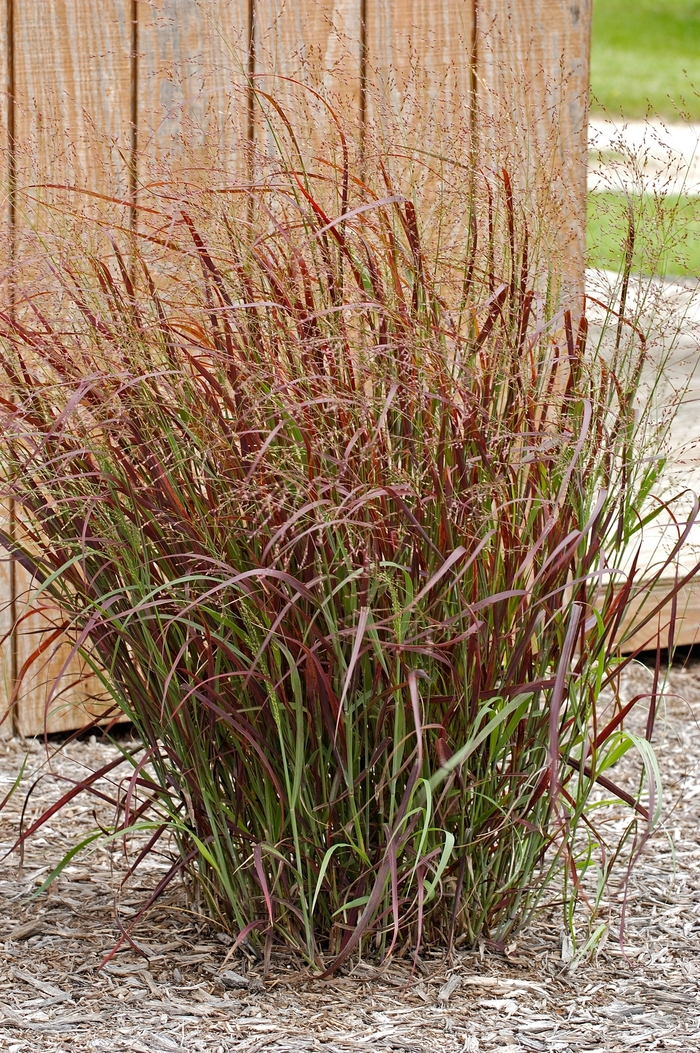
[0,506,112,739]
[1,1,15,739]
[12,592,113,738]
[138,0,248,179]
[251,0,362,178]
[0,0,9,231]
[14,0,133,208]
[0,505,14,741]
[0,0,595,735]
[362,0,475,247]
[477,0,591,305]
[366,0,474,130]
[255,0,361,101]
[1,1,132,737]
[617,584,700,654]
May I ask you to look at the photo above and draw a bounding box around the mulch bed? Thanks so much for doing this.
[1,659,700,1052]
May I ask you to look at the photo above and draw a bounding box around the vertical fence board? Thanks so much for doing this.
[6,0,132,736]
[0,1,12,738]
[477,0,591,304]
[366,0,474,132]
[255,0,361,104]
[362,1,475,264]
[11,590,113,739]
[0,2,15,741]
[0,507,13,742]
[0,0,9,232]
[138,0,248,180]
[252,0,362,171]
[14,0,133,210]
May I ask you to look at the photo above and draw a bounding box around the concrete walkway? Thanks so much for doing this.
[586,267,700,647]
[589,117,700,196]
[585,117,700,646]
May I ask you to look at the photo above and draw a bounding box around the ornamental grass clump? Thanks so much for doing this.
[0,94,686,970]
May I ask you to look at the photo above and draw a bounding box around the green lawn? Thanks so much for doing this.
[589,3,700,275]
[591,0,700,120]
[587,191,700,275]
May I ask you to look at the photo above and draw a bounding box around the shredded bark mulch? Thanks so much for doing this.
[2,659,700,1052]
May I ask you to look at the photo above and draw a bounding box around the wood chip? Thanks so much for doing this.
[219,968,250,989]
[7,918,47,941]
[13,968,70,999]
[103,961,151,977]
[438,974,462,1002]
[3,658,700,1050]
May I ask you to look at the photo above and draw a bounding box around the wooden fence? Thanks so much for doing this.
[0,0,591,735]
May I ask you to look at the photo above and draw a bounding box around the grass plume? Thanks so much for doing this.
[0,88,688,971]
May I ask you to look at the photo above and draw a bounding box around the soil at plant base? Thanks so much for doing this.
[1,659,700,1053]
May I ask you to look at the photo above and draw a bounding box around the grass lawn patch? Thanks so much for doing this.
[591,0,700,120]
[588,190,700,275]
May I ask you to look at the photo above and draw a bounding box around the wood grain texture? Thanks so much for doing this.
[0,504,14,741]
[0,0,594,734]
[3,3,132,736]
[1,2,15,738]
[366,0,473,131]
[13,0,132,210]
[251,0,362,173]
[477,0,591,305]
[11,590,113,737]
[6,515,112,738]
[617,583,700,655]
[255,0,361,98]
[138,0,248,179]
[0,513,108,740]
[0,0,12,292]
[0,0,9,231]
[363,0,475,232]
